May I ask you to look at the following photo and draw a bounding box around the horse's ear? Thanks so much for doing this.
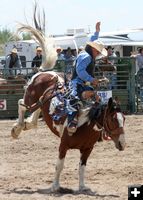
[108,97,113,108]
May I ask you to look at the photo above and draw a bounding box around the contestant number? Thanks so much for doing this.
[0,99,7,110]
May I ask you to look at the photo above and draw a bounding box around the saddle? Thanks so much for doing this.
[49,89,101,134]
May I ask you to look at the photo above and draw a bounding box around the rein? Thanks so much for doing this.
[96,106,124,137]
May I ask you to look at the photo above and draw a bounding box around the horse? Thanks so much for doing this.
[11,21,126,192]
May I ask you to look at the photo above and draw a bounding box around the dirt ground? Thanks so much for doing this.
[0,115,143,200]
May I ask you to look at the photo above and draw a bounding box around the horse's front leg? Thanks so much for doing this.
[51,148,67,192]
[11,99,27,139]
[79,148,93,191]
[23,108,41,130]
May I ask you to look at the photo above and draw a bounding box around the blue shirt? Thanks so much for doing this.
[73,51,94,84]
[90,32,99,42]
[71,31,99,85]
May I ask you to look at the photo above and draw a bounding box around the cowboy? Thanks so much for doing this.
[67,40,108,133]
[31,46,42,73]
[5,48,22,76]
[56,46,65,60]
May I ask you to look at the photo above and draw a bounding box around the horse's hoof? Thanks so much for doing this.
[11,123,24,139]
[50,183,60,192]
[79,186,91,192]
[11,128,20,139]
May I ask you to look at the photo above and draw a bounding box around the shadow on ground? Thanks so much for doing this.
[5,187,120,198]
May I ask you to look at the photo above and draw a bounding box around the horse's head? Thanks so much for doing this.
[104,97,126,151]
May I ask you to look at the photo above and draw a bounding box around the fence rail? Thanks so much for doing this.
[0,57,138,118]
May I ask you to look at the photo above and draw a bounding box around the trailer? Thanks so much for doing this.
[5,40,38,68]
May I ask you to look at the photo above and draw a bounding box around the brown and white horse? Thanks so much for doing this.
[11,23,126,192]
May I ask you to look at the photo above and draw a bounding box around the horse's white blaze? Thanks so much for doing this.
[79,161,86,189]
[52,158,65,190]
[116,112,124,127]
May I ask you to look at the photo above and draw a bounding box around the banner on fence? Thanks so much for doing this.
[0,99,7,110]
[97,90,112,103]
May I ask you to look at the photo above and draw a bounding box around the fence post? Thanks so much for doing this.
[130,58,136,113]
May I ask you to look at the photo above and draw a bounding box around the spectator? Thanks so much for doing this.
[136,48,143,72]
[31,46,42,73]
[78,46,84,54]
[102,46,117,89]
[64,47,75,61]
[56,46,65,60]
[5,48,22,76]
[106,46,117,64]
[134,48,143,101]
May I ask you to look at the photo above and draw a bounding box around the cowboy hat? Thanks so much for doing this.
[106,45,114,50]
[86,40,107,57]
[56,46,63,52]
[11,48,18,54]
[36,47,42,51]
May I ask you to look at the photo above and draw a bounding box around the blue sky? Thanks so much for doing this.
[0,0,143,36]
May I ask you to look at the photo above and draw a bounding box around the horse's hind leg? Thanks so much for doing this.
[79,148,93,191]
[11,99,27,139]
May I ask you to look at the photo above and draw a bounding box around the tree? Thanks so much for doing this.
[22,33,32,40]
[0,28,21,45]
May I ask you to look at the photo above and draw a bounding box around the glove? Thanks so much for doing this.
[91,79,99,86]
[98,77,109,83]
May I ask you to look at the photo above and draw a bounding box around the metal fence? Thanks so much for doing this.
[94,57,136,113]
[0,57,138,118]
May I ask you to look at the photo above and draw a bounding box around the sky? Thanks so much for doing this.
[0,0,143,37]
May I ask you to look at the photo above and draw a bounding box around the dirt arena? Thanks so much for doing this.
[0,115,143,200]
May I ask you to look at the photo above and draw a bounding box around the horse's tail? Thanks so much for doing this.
[17,24,57,70]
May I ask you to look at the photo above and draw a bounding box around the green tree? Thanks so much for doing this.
[22,33,32,40]
[0,28,18,44]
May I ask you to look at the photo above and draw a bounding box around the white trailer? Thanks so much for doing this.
[5,40,38,68]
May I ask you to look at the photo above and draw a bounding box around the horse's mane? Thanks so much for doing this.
[17,3,57,71]
[88,103,106,122]
[88,98,122,122]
